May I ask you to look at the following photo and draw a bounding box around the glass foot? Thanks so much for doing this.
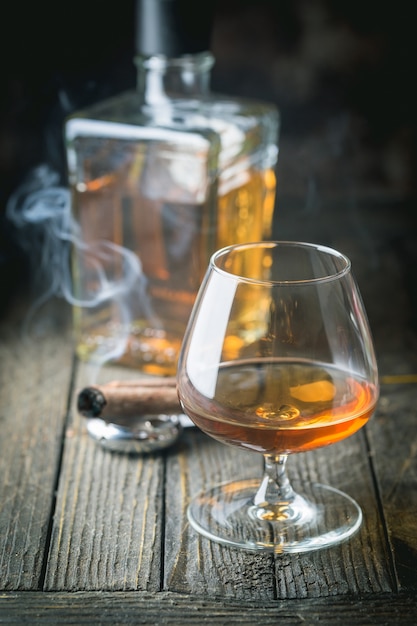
[187,479,362,553]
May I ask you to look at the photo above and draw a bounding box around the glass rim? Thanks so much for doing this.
[210,241,352,285]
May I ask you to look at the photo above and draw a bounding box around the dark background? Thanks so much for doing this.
[1,0,416,311]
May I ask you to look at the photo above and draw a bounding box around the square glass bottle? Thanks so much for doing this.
[66,0,280,375]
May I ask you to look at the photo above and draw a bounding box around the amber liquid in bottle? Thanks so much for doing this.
[178,359,378,454]
[71,151,276,375]
[67,46,279,375]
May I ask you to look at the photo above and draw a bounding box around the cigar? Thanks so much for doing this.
[77,376,181,419]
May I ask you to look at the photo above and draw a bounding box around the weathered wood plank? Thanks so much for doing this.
[164,426,394,600]
[44,361,165,591]
[0,302,73,590]
[367,382,417,591]
[272,427,394,599]
[164,430,277,600]
[1,590,416,625]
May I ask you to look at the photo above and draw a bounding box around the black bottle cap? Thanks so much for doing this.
[136,0,214,57]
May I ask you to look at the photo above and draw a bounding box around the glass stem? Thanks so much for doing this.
[253,454,296,509]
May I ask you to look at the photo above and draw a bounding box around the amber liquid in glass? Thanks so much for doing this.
[179,359,377,454]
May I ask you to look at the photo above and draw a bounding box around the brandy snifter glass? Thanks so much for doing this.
[177,241,379,553]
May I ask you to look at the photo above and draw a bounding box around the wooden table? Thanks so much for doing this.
[1,199,417,624]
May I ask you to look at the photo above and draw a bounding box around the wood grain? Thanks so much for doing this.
[367,382,417,591]
[1,590,416,625]
[164,426,394,600]
[164,430,277,600]
[44,361,165,591]
[0,305,73,590]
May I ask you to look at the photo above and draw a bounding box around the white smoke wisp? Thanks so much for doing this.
[6,164,155,367]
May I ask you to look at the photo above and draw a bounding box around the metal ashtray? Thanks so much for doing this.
[86,414,184,454]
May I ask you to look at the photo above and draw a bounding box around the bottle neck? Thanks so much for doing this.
[134,52,214,107]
